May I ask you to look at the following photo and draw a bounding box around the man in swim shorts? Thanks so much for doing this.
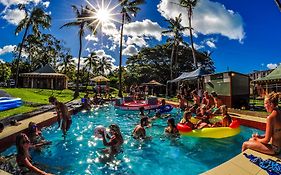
[49,96,71,137]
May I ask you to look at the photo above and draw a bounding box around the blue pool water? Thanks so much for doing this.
[2,103,263,175]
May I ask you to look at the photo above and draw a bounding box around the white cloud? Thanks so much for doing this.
[3,8,25,25]
[194,43,204,50]
[0,45,16,55]
[102,22,120,44]
[126,36,147,47]
[157,0,245,42]
[124,19,163,41]
[85,34,99,42]
[96,49,116,63]
[42,1,50,8]
[267,63,278,69]
[0,0,41,6]
[123,45,138,56]
[206,40,216,48]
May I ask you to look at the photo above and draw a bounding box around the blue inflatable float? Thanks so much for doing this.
[0,97,22,111]
[159,105,173,114]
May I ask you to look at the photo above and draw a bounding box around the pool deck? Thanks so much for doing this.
[202,149,281,175]
[0,98,276,175]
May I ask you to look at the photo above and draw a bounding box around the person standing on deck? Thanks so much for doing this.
[49,96,71,137]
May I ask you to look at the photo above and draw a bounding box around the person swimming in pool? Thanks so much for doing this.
[27,122,52,148]
[49,96,71,137]
[16,133,53,175]
[99,124,124,157]
[242,92,281,155]
[132,117,151,140]
[165,118,179,136]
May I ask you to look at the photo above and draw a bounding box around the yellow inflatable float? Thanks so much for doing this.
[177,117,240,139]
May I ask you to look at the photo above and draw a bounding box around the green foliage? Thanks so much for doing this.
[0,63,11,82]
[125,43,215,86]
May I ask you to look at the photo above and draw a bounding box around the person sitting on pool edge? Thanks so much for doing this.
[27,122,52,148]
[180,111,195,130]
[99,124,124,157]
[132,117,151,140]
[165,118,179,136]
[242,92,281,155]
[82,93,92,110]
[49,96,71,137]
[16,133,53,175]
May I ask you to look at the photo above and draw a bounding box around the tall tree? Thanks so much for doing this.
[61,5,98,98]
[179,0,198,69]
[59,54,75,74]
[97,56,112,75]
[84,51,98,89]
[15,5,51,87]
[117,0,145,97]
[162,14,187,80]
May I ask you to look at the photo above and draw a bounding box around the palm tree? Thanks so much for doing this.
[178,0,198,68]
[84,51,98,89]
[15,5,51,87]
[117,0,145,97]
[59,54,75,74]
[275,0,281,11]
[162,14,187,80]
[97,56,112,75]
[60,5,98,98]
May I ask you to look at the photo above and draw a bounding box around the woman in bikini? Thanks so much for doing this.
[16,133,53,175]
[242,92,281,155]
[99,124,124,156]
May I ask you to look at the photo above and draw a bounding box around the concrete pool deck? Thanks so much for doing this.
[0,99,276,175]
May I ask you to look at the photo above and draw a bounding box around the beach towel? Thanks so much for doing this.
[243,153,281,175]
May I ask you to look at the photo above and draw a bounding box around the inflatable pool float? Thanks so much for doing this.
[0,97,22,111]
[177,120,240,138]
[158,105,173,114]
[115,100,160,111]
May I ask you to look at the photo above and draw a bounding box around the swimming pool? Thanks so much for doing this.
[2,103,263,175]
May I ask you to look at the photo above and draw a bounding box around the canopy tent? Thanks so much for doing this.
[142,80,165,95]
[167,67,208,83]
[90,75,110,82]
[142,80,165,86]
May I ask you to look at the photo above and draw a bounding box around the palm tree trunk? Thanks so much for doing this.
[85,59,91,92]
[275,0,281,11]
[188,6,197,69]
[15,24,30,88]
[118,13,125,98]
[74,27,83,98]
[169,41,175,96]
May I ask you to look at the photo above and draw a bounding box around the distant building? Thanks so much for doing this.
[248,69,273,81]
[204,71,250,109]
[252,65,281,97]
[19,64,68,90]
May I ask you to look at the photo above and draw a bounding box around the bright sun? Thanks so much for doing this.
[96,8,111,23]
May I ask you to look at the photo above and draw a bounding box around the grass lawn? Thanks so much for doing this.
[0,106,36,120]
[0,88,84,119]
[0,88,77,105]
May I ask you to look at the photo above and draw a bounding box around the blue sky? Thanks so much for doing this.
[0,0,281,74]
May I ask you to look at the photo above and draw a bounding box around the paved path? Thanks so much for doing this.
[0,90,11,97]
